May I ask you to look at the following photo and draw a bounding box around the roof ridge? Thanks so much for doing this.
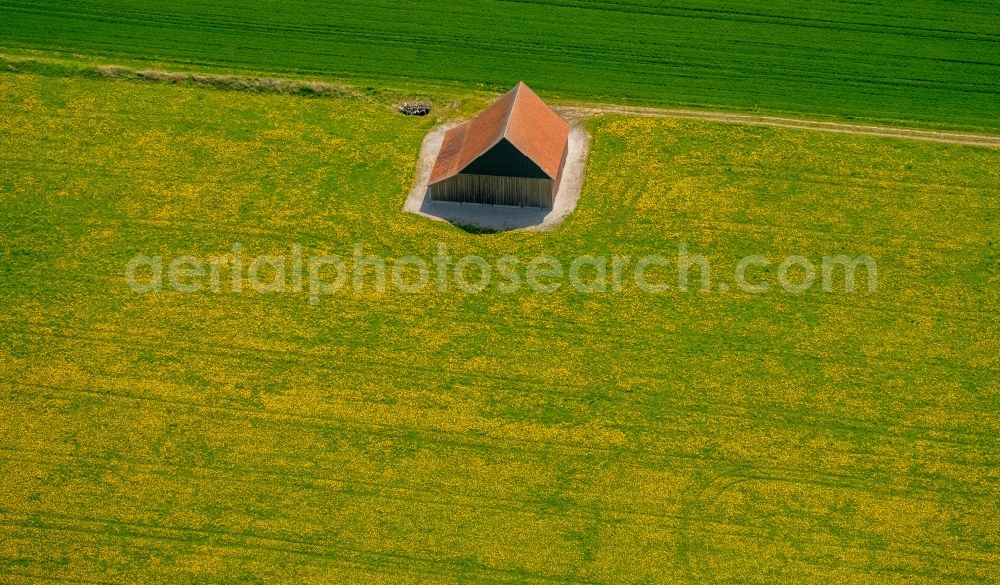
[501,81,524,138]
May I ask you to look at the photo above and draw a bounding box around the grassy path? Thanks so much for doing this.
[562,105,1000,148]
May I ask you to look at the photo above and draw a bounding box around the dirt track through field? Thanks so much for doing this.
[561,105,1000,148]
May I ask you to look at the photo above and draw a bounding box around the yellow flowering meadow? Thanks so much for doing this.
[0,71,998,583]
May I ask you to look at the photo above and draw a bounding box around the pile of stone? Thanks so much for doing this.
[398,102,432,116]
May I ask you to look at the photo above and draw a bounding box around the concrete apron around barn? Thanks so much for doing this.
[404,117,590,232]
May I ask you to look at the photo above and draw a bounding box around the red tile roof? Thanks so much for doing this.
[429,82,571,185]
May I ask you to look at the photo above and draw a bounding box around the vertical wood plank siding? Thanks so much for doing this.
[429,174,554,208]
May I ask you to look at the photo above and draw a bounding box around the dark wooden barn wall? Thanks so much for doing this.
[429,174,554,208]
[462,139,550,179]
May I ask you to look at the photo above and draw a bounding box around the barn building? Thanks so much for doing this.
[428,82,571,209]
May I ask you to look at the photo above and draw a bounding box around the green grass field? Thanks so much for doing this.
[1,0,999,131]
[1,69,998,583]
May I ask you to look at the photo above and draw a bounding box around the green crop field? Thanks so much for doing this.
[1,69,998,583]
[1,0,999,132]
